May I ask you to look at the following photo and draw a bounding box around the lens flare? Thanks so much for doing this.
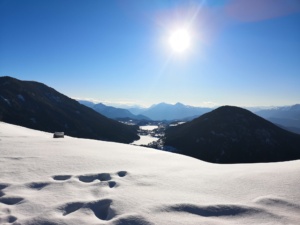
[169,28,191,53]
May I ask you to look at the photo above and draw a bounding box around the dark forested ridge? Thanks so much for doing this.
[0,76,139,143]
[165,106,300,163]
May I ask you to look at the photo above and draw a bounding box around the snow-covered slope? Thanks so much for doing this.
[1,122,300,225]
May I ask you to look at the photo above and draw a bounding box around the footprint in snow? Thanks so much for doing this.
[75,170,128,188]
[58,199,115,221]
[26,182,50,190]
[0,196,24,205]
[0,171,128,223]
[52,175,72,181]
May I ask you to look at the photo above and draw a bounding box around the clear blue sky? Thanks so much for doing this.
[1,0,300,107]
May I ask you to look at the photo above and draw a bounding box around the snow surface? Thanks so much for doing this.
[1,122,300,225]
[131,135,159,146]
[170,122,186,127]
[139,125,158,131]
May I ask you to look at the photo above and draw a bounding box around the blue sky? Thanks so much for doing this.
[1,0,300,107]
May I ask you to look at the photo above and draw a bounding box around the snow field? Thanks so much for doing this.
[0,122,300,224]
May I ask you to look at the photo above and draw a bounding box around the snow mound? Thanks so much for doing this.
[0,122,300,224]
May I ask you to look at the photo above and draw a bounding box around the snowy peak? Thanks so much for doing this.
[142,102,212,121]
[174,102,185,107]
[148,102,170,109]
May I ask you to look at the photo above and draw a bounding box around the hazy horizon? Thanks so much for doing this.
[75,96,299,109]
[1,0,300,107]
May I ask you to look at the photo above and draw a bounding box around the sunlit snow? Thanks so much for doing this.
[139,125,158,131]
[131,135,159,146]
[1,122,300,225]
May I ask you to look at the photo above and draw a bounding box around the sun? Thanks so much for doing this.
[169,28,191,53]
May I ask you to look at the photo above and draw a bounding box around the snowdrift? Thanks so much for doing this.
[0,122,300,224]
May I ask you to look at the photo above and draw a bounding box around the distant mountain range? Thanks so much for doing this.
[78,101,150,120]
[2,76,300,164]
[0,76,139,143]
[80,100,300,134]
[164,106,300,163]
[254,105,300,134]
[138,102,212,121]
[80,101,212,121]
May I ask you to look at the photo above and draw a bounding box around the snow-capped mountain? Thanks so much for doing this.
[140,102,212,121]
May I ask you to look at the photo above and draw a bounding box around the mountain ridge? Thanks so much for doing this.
[164,106,300,163]
[78,100,300,131]
[0,76,139,143]
[254,105,300,134]
[78,101,150,120]
[140,102,212,121]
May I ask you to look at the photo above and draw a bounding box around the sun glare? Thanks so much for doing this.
[169,28,191,53]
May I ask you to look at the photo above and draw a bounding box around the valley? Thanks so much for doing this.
[1,76,300,164]
[1,1,299,224]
